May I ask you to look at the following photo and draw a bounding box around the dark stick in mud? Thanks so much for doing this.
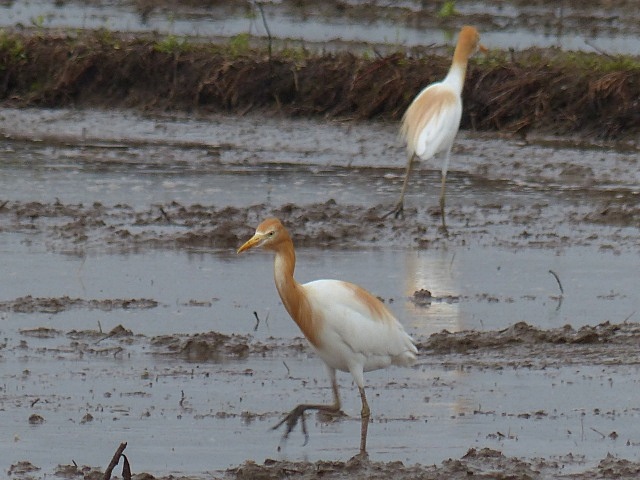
[159,206,171,222]
[95,329,120,345]
[548,270,564,295]
[256,2,272,64]
[103,442,128,480]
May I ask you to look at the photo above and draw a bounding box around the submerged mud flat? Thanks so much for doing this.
[3,318,640,479]
[0,108,639,255]
[1,0,639,476]
[0,108,639,479]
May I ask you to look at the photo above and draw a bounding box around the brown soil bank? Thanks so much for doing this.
[0,30,638,140]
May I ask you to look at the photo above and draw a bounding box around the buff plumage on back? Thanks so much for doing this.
[399,25,481,161]
[400,87,460,159]
[239,218,417,367]
[302,279,417,373]
[237,217,418,455]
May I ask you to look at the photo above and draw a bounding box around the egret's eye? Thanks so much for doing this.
[268,231,275,237]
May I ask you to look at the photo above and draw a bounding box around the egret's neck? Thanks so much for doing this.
[272,240,319,346]
[443,62,467,95]
[273,240,297,298]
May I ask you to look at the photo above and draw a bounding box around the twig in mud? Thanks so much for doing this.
[256,2,272,64]
[584,39,614,58]
[95,330,117,345]
[590,427,606,439]
[282,361,291,377]
[98,320,103,334]
[121,454,132,480]
[92,346,124,357]
[179,390,186,408]
[623,311,636,323]
[103,442,128,480]
[31,398,40,407]
[159,206,171,223]
[548,270,564,295]
[253,311,270,331]
[554,295,564,312]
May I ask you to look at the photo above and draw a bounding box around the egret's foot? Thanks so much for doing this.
[272,405,309,447]
[383,202,404,219]
[347,450,370,466]
[316,409,348,423]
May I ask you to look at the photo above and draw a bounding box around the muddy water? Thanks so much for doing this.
[1,108,640,478]
[2,0,640,55]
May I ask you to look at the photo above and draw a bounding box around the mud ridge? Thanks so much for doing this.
[421,320,634,353]
[2,198,640,253]
[225,449,640,480]
[7,320,640,368]
[12,448,640,479]
[6,320,640,479]
[0,30,638,139]
[0,295,158,313]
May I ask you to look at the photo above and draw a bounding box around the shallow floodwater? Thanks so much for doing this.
[1,108,639,478]
[2,241,639,339]
[2,0,640,54]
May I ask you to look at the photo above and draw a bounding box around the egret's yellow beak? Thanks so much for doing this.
[237,234,262,254]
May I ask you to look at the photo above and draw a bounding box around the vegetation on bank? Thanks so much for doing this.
[0,29,638,139]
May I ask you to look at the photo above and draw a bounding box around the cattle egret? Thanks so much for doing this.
[237,218,417,458]
[388,25,486,232]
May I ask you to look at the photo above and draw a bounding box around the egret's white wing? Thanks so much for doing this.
[401,83,462,160]
[302,279,417,376]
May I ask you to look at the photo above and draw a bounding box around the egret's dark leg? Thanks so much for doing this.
[439,148,452,234]
[273,369,343,447]
[358,386,370,458]
[384,153,415,219]
[439,171,448,234]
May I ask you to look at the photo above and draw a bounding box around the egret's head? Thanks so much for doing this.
[458,26,488,57]
[237,218,287,253]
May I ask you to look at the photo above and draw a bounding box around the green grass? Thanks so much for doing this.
[472,47,640,73]
[228,33,251,56]
[555,51,640,72]
[153,34,191,54]
[0,30,26,62]
[437,1,457,18]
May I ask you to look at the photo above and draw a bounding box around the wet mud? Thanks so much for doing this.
[227,449,640,480]
[1,108,639,480]
[2,187,640,254]
[4,317,640,479]
[0,105,639,479]
[2,2,640,479]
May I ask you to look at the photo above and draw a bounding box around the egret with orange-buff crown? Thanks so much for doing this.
[388,26,487,232]
[238,218,417,459]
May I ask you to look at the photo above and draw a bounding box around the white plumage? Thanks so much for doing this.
[304,279,416,380]
[411,86,461,161]
[238,217,417,459]
[388,26,486,233]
